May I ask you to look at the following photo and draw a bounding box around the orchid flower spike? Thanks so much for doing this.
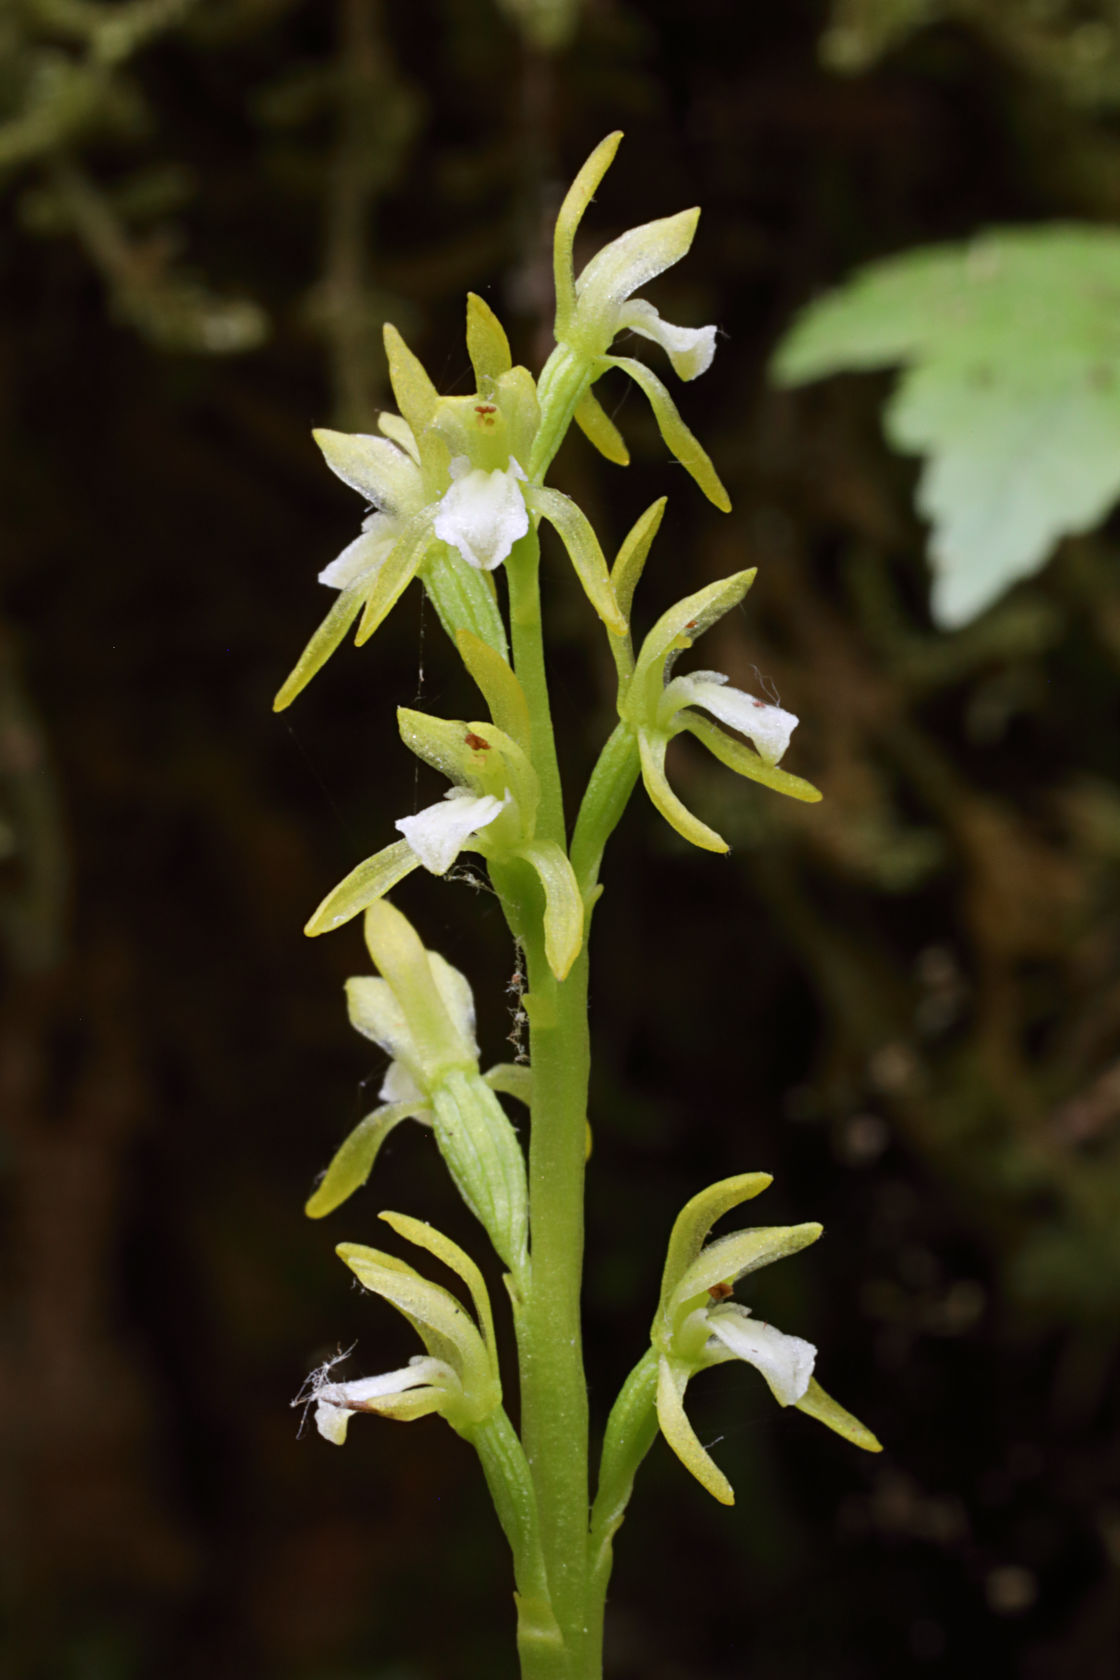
[537,131,729,510]
[651,1173,881,1505]
[619,569,822,852]
[301,1212,502,1443]
[275,303,540,710]
[305,902,529,1274]
[304,685,584,984]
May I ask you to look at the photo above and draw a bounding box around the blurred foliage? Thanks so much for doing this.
[773,226,1120,627]
[2,2,1120,1679]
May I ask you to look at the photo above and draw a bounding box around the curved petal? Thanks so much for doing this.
[573,209,700,345]
[637,728,728,854]
[655,1355,734,1506]
[706,1308,816,1407]
[553,130,623,335]
[657,1173,773,1316]
[378,411,420,462]
[626,571,756,723]
[598,354,730,511]
[616,297,717,381]
[396,790,508,875]
[666,672,797,765]
[611,498,667,628]
[455,631,532,750]
[304,840,420,937]
[574,388,630,465]
[680,715,822,805]
[795,1377,882,1452]
[380,1210,498,1359]
[675,1222,823,1303]
[527,485,627,636]
[314,1358,451,1443]
[273,583,365,712]
[318,514,397,589]
[304,1101,429,1219]
[354,513,434,646]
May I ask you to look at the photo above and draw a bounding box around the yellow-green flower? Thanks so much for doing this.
[652,1173,881,1505]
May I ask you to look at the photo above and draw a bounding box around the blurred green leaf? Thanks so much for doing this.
[773,227,1120,627]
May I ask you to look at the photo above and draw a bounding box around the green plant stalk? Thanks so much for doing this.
[502,523,590,1673]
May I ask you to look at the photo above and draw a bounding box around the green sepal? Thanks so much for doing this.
[305,1101,428,1219]
[455,630,532,750]
[312,427,419,512]
[514,839,585,980]
[626,570,756,723]
[656,1353,735,1506]
[360,901,477,1082]
[379,1209,498,1358]
[675,1222,822,1304]
[527,484,627,636]
[553,131,623,336]
[572,209,700,355]
[574,388,630,465]
[466,292,513,391]
[483,1063,533,1106]
[378,411,419,461]
[637,728,728,854]
[679,714,823,804]
[354,514,433,646]
[397,708,540,829]
[611,497,667,626]
[337,1238,500,1423]
[273,582,365,712]
[383,321,438,437]
[795,1377,882,1453]
[658,1172,772,1313]
[597,353,731,511]
[304,839,419,937]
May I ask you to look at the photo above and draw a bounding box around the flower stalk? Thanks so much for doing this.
[285,134,879,1680]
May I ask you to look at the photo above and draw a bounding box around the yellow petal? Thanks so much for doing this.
[455,630,532,750]
[637,729,728,853]
[553,131,624,334]
[528,485,627,636]
[273,583,365,711]
[516,839,585,979]
[655,1356,734,1506]
[304,840,419,937]
[681,715,822,803]
[600,353,730,511]
[465,292,512,390]
[380,1210,497,1356]
[795,1378,882,1452]
[305,1102,426,1219]
[574,389,630,465]
[383,322,438,436]
[657,1173,772,1314]
[611,497,666,626]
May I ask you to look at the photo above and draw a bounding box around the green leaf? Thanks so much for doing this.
[772,227,1120,626]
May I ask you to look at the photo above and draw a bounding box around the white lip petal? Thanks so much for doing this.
[706,1308,816,1407]
[318,513,397,589]
[313,1358,450,1443]
[395,790,507,875]
[616,298,717,381]
[432,460,529,571]
[669,671,798,765]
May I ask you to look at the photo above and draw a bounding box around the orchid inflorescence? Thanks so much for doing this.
[285,132,879,1680]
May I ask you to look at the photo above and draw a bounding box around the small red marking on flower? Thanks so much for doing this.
[465,731,491,751]
[474,404,498,426]
[752,699,767,709]
[685,619,698,630]
[707,1280,734,1302]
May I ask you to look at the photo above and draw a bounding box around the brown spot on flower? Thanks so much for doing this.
[465,731,490,751]
[708,1280,734,1302]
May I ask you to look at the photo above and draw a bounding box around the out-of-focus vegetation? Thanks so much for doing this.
[3,3,1120,1678]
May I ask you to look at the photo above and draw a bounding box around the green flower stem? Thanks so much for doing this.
[586,1349,660,1656]
[506,527,564,842]
[570,723,640,902]
[529,345,592,483]
[501,519,595,1676]
[467,1408,566,1678]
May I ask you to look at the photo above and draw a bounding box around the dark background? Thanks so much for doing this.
[4,2,1120,1676]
